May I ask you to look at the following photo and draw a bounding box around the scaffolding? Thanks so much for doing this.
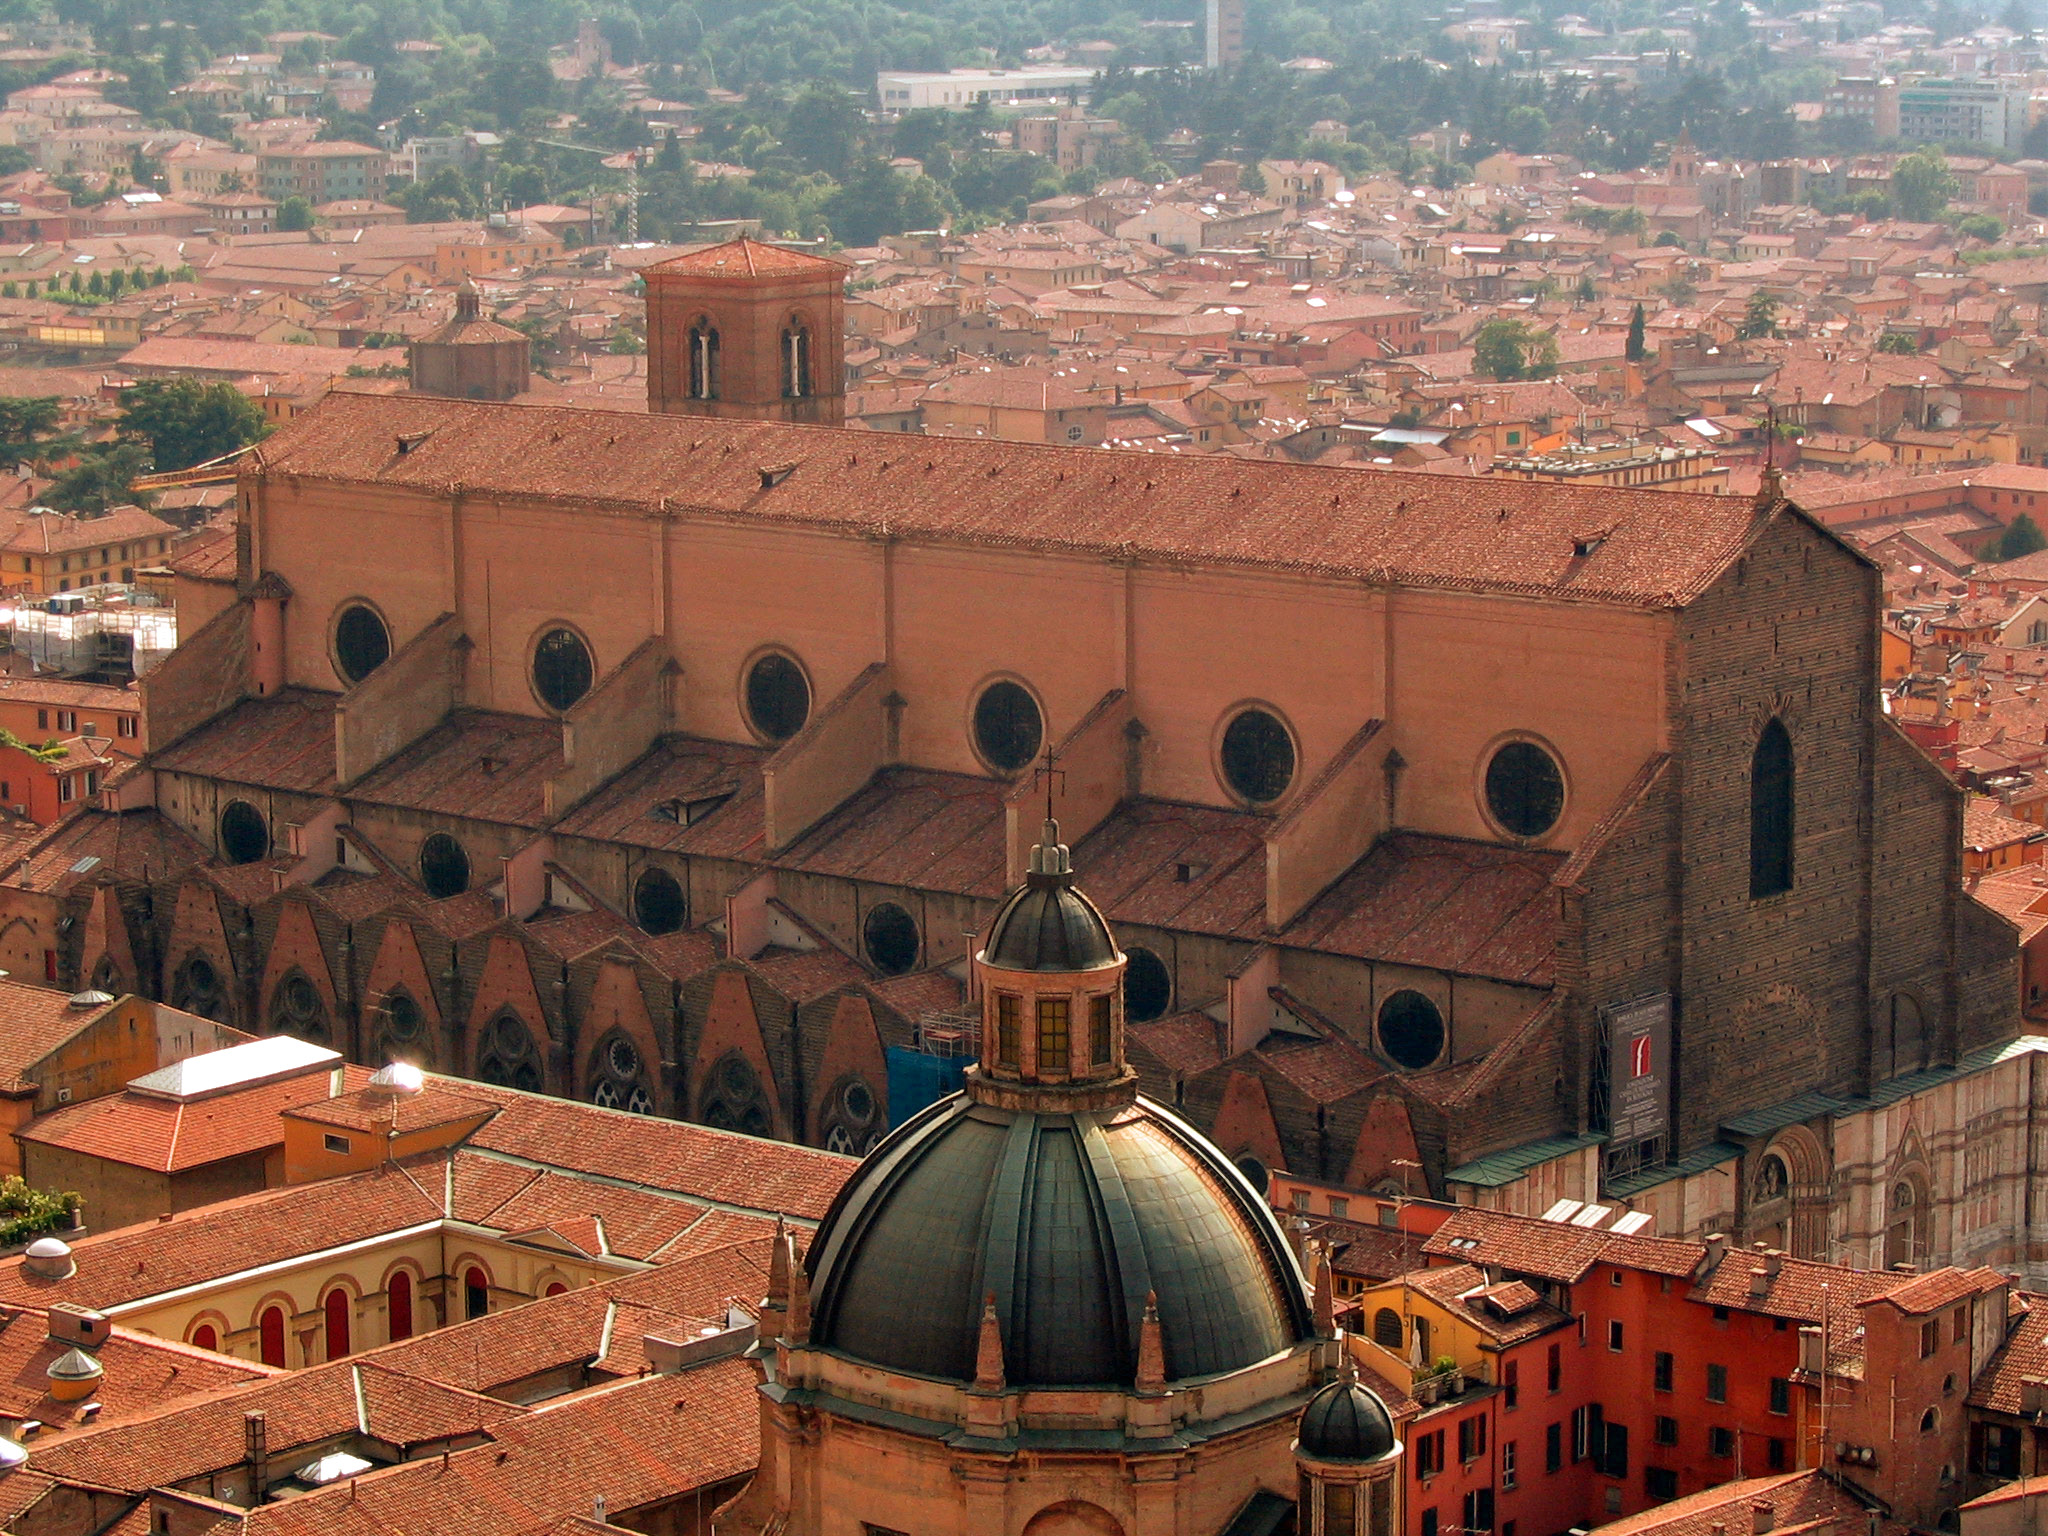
[0,589,177,679]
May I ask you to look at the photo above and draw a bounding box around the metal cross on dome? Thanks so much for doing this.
[1031,741,1066,825]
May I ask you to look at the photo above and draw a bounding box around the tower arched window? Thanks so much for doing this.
[782,319,812,398]
[688,319,719,400]
[1750,717,1794,899]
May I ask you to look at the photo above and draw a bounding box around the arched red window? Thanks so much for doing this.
[464,1266,489,1320]
[324,1288,351,1361]
[190,1323,218,1352]
[258,1306,285,1368]
[388,1271,413,1342]
[545,1281,568,1298]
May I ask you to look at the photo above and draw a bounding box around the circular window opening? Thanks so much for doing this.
[281,974,320,1023]
[1124,946,1173,1023]
[1378,989,1446,1070]
[1220,708,1295,804]
[532,627,594,713]
[1235,1155,1269,1192]
[384,992,423,1041]
[842,1078,876,1124]
[218,800,268,865]
[632,867,686,935]
[333,603,391,685]
[1485,739,1566,839]
[418,833,470,899]
[606,1036,640,1080]
[863,902,920,976]
[972,680,1043,774]
[744,652,810,743]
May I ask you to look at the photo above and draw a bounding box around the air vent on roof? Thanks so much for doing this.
[394,430,433,454]
[758,461,799,489]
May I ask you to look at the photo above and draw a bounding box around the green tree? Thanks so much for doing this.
[44,443,150,514]
[1955,212,2004,242]
[1576,274,1597,304]
[1503,105,1550,154]
[1999,512,2048,561]
[1238,162,1268,195]
[277,196,314,232]
[1626,302,1647,362]
[782,81,867,179]
[105,268,126,297]
[65,271,79,294]
[1878,331,1920,354]
[1736,290,1781,340]
[0,397,66,469]
[1893,149,1959,223]
[115,378,269,473]
[1473,318,1559,381]
[85,270,103,296]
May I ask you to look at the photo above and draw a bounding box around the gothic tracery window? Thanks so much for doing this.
[700,1051,773,1138]
[590,1033,654,1114]
[270,971,328,1042]
[477,1010,543,1092]
[820,1074,882,1155]
[174,954,227,1021]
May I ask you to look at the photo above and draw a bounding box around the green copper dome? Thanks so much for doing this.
[804,1091,1316,1389]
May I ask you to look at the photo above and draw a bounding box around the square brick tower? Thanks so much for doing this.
[643,237,847,425]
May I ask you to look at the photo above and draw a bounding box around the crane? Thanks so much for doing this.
[533,139,643,243]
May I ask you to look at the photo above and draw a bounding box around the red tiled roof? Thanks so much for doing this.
[1970,1292,2048,1414]
[644,236,845,279]
[0,979,117,1093]
[257,392,1769,611]
[1590,1472,1880,1536]
[18,1064,372,1172]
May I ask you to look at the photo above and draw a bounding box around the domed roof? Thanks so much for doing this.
[805,1092,1315,1390]
[981,825,1118,973]
[1298,1376,1398,1463]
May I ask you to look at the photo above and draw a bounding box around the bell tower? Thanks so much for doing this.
[643,236,846,426]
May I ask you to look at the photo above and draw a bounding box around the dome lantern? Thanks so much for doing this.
[972,818,1130,1101]
[1295,1346,1404,1536]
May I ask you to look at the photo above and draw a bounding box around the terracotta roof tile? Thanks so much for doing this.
[149,688,338,797]
[0,1307,271,1436]
[18,1064,373,1172]
[0,979,118,1093]
[256,393,1765,610]
[644,237,846,279]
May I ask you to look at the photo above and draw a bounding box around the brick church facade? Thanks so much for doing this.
[2,238,2039,1278]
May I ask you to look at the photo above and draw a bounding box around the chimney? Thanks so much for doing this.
[44,1304,107,1350]
[1753,1503,1776,1536]
[1799,1324,1826,1374]
[244,1410,268,1501]
[2022,1376,2048,1415]
[1765,1249,1784,1278]
[1749,1265,1772,1298]
[1700,1232,1729,1275]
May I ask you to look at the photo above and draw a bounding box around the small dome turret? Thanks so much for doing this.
[982,821,1118,973]
[1298,1373,1399,1463]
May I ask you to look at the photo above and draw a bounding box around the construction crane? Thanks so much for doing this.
[533,139,643,243]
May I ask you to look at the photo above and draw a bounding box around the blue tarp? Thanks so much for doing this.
[887,1045,967,1126]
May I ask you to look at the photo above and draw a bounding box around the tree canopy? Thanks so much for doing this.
[116,378,269,474]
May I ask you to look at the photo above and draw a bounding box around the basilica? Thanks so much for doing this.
[1,235,2037,1280]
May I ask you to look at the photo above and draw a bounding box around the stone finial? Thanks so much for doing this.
[761,1217,791,1342]
[1313,1251,1337,1339]
[1135,1289,1166,1394]
[973,1293,1006,1394]
[786,1253,812,1346]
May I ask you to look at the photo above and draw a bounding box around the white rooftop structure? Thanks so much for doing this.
[127,1036,340,1102]
[875,65,1098,112]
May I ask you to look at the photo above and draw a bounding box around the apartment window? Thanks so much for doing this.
[323,1133,351,1154]
[1421,1510,1438,1536]
[1709,1426,1736,1459]
[56,711,73,732]
[1769,1437,1789,1472]
[1654,1415,1679,1446]
[1654,1350,1674,1391]
[117,716,136,738]
[1706,1363,1728,1403]
[1978,1423,2023,1477]
[1416,1429,1445,1478]
[1546,1422,1562,1473]
[1504,1359,1519,1409]
[1502,1441,1518,1489]
[1572,1404,1595,1462]
[1609,1320,1624,1352]
[1769,1377,1791,1415]
[1646,1466,1679,1502]
[1921,1319,1941,1358]
[1463,1489,1495,1535]
[1954,1306,1969,1344]
[1329,1196,1350,1219]
[1459,1414,1488,1462]
[58,775,72,803]
[34,710,44,729]
[1547,1342,1561,1392]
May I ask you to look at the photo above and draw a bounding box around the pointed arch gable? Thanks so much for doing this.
[1345,1093,1425,1189]
[581,955,664,1105]
[79,881,138,994]
[465,930,553,1056]
[167,878,234,976]
[692,966,785,1137]
[364,919,444,1038]
[809,989,889,1147]
[256,897,341,1024]
[1210,1068,1286,1182]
